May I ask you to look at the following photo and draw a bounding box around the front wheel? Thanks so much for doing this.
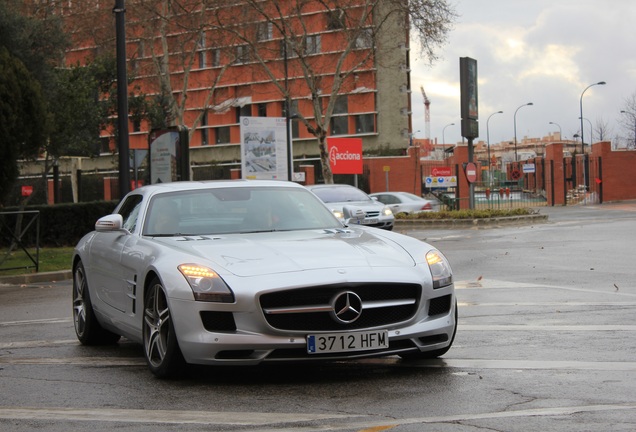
[72,261,121,345]
[143,278,185,378]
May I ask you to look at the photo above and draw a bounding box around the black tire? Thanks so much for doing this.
[143,278,185,378]
[399,301,458,360]
[72,261,121,345]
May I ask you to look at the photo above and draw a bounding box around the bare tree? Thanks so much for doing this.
[594,117,611,143]
[619,92,636,149]
[129,0,237,141]
[216,0,456,183]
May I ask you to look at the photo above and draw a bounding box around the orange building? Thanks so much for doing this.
[38,0,415,181]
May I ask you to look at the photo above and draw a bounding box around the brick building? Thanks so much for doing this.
[37,0,416,184]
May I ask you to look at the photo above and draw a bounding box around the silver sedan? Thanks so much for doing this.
[72,180,457,377]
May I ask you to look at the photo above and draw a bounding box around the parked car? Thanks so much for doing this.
[370,191,437,214]
[306,184,395,230]
[72,180,456,377]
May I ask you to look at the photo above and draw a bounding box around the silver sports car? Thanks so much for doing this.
[73,180,457,377]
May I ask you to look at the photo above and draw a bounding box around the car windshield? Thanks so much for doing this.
[311,186,372,203]
[143,186,342,236]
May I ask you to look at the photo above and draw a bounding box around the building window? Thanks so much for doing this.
[132,118,141,132]
[236,104,252,122]
[200,112,208,145]
[280,40,298,58]
[330,116,348,135]
[257,22,273,41]
[333,95,348,114]
[355,28,373,49]
[305,35,321,55]
[216,126,231,144]
[327,8,345,30]
[212,49,221,67]
[236,45,250,64]
[197,32,206,68]
[292,119,300,138]
[282,99,299,118]
[257,103,267,117]
[355,114,375,133]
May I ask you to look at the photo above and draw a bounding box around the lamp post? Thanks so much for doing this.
[514,103,533,161]
[549,121,562,139]
[487,111,503,185]
[113,0,130,198]
[579,117,593,146]
[620,110,636,149]
[442,122,455,157]
[579,81,606,154]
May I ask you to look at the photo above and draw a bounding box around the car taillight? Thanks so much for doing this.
[421,203,432,210]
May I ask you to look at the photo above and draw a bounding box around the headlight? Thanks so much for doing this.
[332,209,344,219]
[426,250,453,289]
[382,206,393,216]
[178,264,235,302]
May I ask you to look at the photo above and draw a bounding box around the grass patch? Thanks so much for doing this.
[0,247,74,276]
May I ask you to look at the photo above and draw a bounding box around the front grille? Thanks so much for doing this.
[428,294,452,317]
[260,283,421,331]
[365,210,381,218]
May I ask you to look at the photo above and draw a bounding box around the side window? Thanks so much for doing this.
[118,195,143,233]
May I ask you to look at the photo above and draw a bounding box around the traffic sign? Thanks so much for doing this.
[465,162,477,183]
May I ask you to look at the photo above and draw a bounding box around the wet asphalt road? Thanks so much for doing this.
[1,202,635,431]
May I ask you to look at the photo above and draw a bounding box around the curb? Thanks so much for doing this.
[0,270,73,285]
[394,214,548,229]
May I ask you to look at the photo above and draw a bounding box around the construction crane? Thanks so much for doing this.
[420,86,431,140]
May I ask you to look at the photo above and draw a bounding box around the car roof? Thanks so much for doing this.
[134,179,304,193]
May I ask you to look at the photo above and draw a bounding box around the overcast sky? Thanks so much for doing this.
[410,0,636,147]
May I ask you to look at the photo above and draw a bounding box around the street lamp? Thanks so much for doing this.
[442,122,455,156]
[514,103,533,161]
[579,81,606,154]
[487,111,503,185]
[549,121,562,139]
[578,117,593,145]
[620,110,636,149]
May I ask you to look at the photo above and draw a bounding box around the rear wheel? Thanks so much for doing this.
[399,301,458,360]
[72,261,121,345]
[143,278,185,378]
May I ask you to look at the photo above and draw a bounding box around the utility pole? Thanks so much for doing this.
[114,0,130,199]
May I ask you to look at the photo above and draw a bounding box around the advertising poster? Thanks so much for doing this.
[149,129,178,184]
[240,116,288,180]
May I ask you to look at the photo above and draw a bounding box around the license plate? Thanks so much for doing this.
[307,330,388,354]
[361,218,378,225]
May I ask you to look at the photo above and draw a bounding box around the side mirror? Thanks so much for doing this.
[342,205,365,225]
[95,214,125,232]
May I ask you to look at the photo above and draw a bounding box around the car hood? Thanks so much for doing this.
[155,229,415,277]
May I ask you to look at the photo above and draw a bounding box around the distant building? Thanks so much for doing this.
[30,1,414,177]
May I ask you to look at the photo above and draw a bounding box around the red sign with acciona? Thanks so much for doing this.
[327,137,363,174]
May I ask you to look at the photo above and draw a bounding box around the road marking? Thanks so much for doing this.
[0,407,358,425]
[460,324,636,331]
[0,317,72,327]
[0,356,145,366]
[0,339,77,349]
[0,404,634,429]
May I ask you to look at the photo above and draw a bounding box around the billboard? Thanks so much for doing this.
[327,137,363,174]
[240,116,289,180]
